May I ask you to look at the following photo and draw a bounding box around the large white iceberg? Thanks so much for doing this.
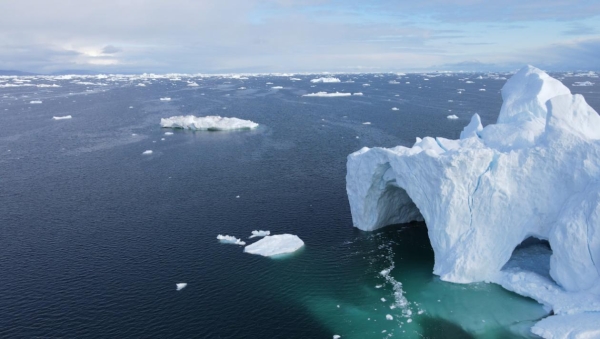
[345,65,600,337]
[243,234,304,257]
[160,115,258,131]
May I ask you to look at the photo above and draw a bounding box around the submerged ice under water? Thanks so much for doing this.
[0,71,598,338]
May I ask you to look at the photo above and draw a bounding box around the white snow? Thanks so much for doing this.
[159,97,171,101]
[243,234,304,257]
[249,230,270,238]
[302,92,351,97]
[52,115,72,120]
[142,150,153,155]
[446,114,459,119]
[310,77,341,83]
[345,65,600,338]
[217,234,246,246]
[160,115,258,131]
[176,283,187,291]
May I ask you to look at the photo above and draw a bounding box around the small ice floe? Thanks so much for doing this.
[447,115,459,119]
[310,77,340,83]
[176,283,187,291]
[362,122,371,125]
[161,115,258,131]
[333,335,341,339]
[391,107,399,111]
[381,298,386,302]
[375,285,382,288]
[136,83,146,87]
[142,150,153,155]
[249,230,270,238]
[448,99,454,102]
[164,132,174,135]
[238,87,246,90]
[389,80,400,84]
[129,106,134,109]
[353,92,363,96]
[236,195,240,198]
[407,319,413,323]
[161,138,165,141]
[243,234,304,257]
[271,86,283,89]
[159,97,171,101]
[266,82,273,85]
[573,81,594,86]
[30,100,42,104]
[187,82,199,87]
[386,314,393,320]
[406,82,410,84]
[479,88,486,91]
[362,83,370,87]
[302,92,351,97]
[217,234,246,246]
[52,115,72,120]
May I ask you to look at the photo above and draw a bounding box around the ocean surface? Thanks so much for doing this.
[1,72,599,338]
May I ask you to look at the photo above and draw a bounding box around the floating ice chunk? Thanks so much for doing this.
[159,97,171,101]
[187,82,199,87]
[389,80,400,84]
[310,77,341,83]
[573,81,594,87]
[407,319,412,323]
[52,115,72,120]
[160,115,258,131]
[136,83,146,87]
[217,234,246,246]
[142,150,153,155]
[353,92,363,96]
[243,234,304,257]
[375,285,383,288]
[176,283,187,291]
[333,335,341,339]
[531,313,600,339]
[302,92,351,97]
[30,100,42,104]
[362,84,370,87]
[386,314,393,320]
[290,78,301,81]
[446,114,459,119]
[164,132,173,135]
[271,86,283,89]
[362,122,371,125]
[37,84,61,88]
[238,87,246,90]
[249,230,270,238]
[391,107,399,111]
[381,297,386,302]
[479,88,486,91]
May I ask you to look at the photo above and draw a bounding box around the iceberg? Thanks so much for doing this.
[345,65,600,338]
[302,92,351,97]
[310,77,341,83]
[160,115,258,131]
[217,234,246,246]
[176,283,187,291]
[243,234,304,257]
[249,230,270,238]
[52,115,72,120]
[446,114,459,119]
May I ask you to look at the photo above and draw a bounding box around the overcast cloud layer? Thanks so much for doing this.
[1,0,599,73]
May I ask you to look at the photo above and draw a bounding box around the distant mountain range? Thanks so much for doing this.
[0,69,102,76]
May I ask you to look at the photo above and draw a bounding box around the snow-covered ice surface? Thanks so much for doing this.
[52,115,72,120]
[310,77,341,83]
[243,234,304,257]
[302,92,352,97]
[160,115,258,131]
[249,230,270,238]
[217,234,246,246]
[345,65,600,338]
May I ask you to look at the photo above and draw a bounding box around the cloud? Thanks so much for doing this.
[563,23,598,35]
[101,45,122,54]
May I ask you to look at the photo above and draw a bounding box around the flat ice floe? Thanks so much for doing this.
[160,115,259,131]
[243,234,304,257]
[573,81,594,86]
[353,92,363,96]
[159,97,171,101]
[142,150,153,155]
[345,65,600,338]
[271,86,283,89]
[30,100,42,104]
[302,92,351,97]
[52,115,72,120]
[176,283,187,291]
[310,77,341,83]
[249,230,270,238]
[446,114,459,119]
[217,234,246,246]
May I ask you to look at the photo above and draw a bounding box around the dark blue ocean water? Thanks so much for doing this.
[1,73,599,338]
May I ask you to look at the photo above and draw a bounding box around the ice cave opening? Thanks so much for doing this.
[502,236,554,283]
[375,181,424,229]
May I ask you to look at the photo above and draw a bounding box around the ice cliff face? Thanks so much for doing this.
[346,65,600,291]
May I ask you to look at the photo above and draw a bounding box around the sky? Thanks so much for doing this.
[0,0,599,74]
